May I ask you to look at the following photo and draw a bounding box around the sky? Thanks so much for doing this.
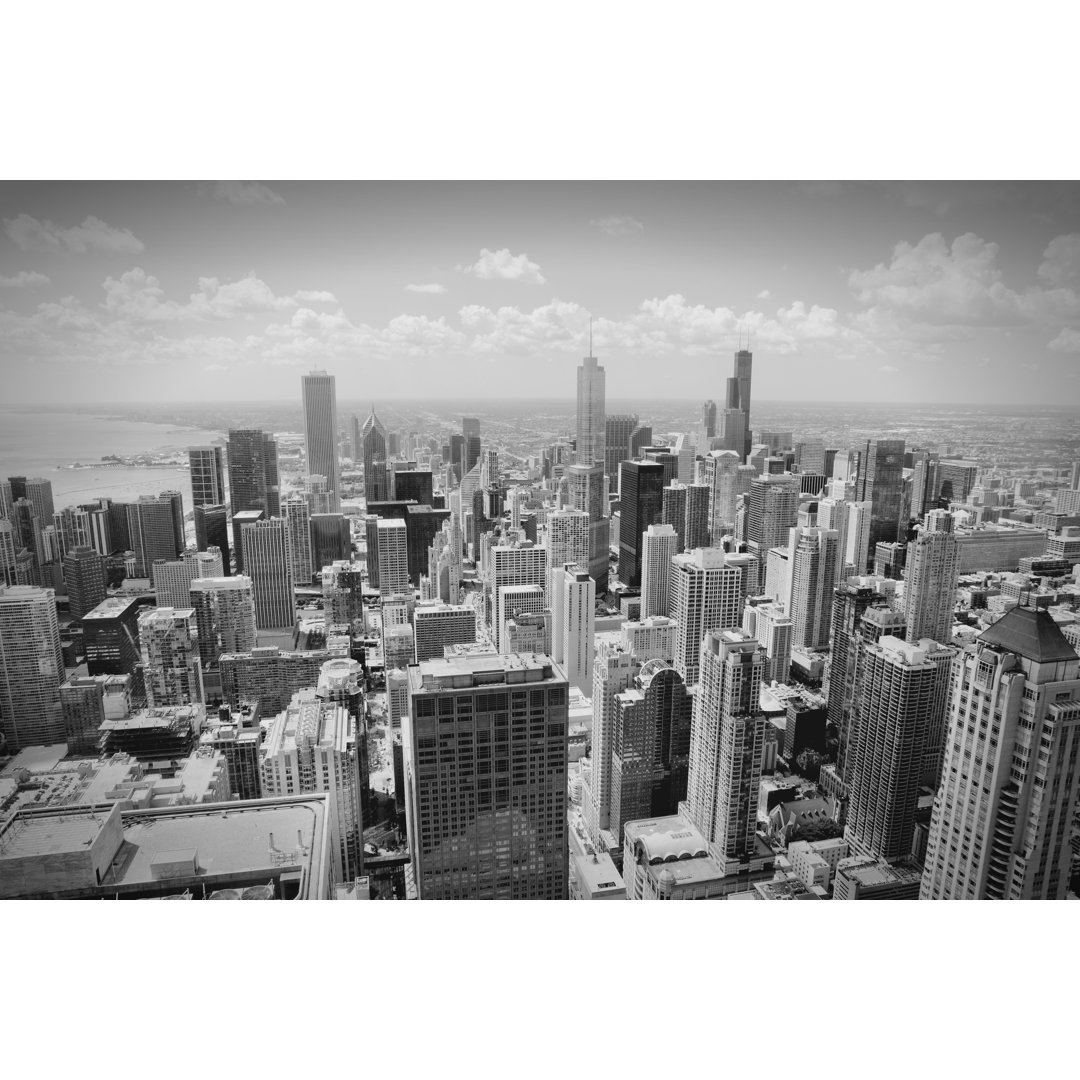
[2,180,1079,406]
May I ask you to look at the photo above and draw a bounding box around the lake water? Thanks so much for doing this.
[0,407,223,511]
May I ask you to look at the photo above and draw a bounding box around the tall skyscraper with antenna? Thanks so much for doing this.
[576,324,606,469]
[734,343,753,460]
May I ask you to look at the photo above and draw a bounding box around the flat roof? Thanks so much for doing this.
[0,806,115,859]
[83,595,143,620]
[572,850,624,894]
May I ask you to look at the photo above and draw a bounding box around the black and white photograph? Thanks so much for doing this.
[2,4,1075,1077]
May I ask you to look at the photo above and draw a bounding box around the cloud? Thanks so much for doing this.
[406,283,447,294]
[0,270,50,288]
[202,181,285,206]
[878,364,899,373]
[459,248,545,284]
[4,213,144,254]
[293,289,337,303]
[1048,327,1080,353]
[101,268,303,322]
[847,232,1026,326]
[756,289,770,299]
[590,216,644,237]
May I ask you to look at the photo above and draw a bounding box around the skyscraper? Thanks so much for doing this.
[855,438,906,563]
[605,413,638,480]
[702,449,745,543]
[733,348,753,459]
[745,473,800,589]
[227,429,280,518]
[490,539,546,649]
[188,576,258,669]
[640,523,678,618]
[684,628,766,870]
[462,416,481,475]
[786,526,840,652]
[188,445,226,508]
[282,494,314,587]
[669,547,753,685]
[661,483,687,552]
[138,607,204,707]
[127,495,185,579]
[402,652,569,899]
[546,509,590,576]
[376,518,409,597]
[242,518,295,630]
[310,513,352,573]
[701,400,717,439]
[920,606,1080,900]
[63,545,106,620]
[0,585,65,750]
[301,370,340,510]
[845,635,948,864]
[742,599,793,685]
[618,460,665,587]
[550,563,595,694]
[362,408,390,504]
[576,348,606,469]
[566,462,609,588]
[412,604,478,663]
[902,509,960,645]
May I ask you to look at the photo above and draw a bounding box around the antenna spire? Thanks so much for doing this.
[589,316,594,358]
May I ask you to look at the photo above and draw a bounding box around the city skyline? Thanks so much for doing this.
[3,181,1080,407]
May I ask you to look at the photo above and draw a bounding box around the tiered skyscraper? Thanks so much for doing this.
[576,343,606,469]
[902,509,960,644]
[921,607,1080,900]
[301,370,340,511]
[733,348,753,459]
[361,408,389,504]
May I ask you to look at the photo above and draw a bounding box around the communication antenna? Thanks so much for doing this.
[589,316,594,357]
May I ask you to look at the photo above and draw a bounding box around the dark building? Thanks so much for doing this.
[63,545,107,620]
[628,424,653,465]
[393,469,434,506]
[126,496,184,578]
[83,595,145,676]
[231,510,265,575]
[226,429,281,518]
[367,501,418,521]
[106,500,131,553]
[618,460,665,587]
[643,447,679,486]
[605,414,638,480]
[449,432,465,481]
[405,505,451,586]
[662,484,687,552]
[855,438,906,566]
[734,348,753,459]
[194,503,231,574]
[462,417,481,475]
[783,697,828,758]
[310,513,351,570]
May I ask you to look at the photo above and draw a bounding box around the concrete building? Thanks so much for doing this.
[787,526,840,652]
[60,673,131,755]
[621,616,677,664]
[63,545,106,620]
[215,646,325,714]
[701,450,745,543]
[0,585,65,751]
[376,518,409,598]
[921,606,1080,900]
[670,548,754,686]
[139,607,204,708]
[550,563,595,695]
[282,494,314,587]
[188,445,226,508]
[413,603,478,664]
[640,523,678,618]
[188,576,258,670]
[742,598,793,685]
[242,517,294,630]
[402,652,569,899]
[745,474,800,589]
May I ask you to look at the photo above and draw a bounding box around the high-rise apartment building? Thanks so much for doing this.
[282,494,314,587]
[63,545,106,620]
[661,483,687,553]
[0,585,65,750]
[742,599,793,685]
[618,460,665,587]
[490,539,546,650]
[855,438,906,563]
[226,429,280,519]
[745,474,800,589]
[546,509,590,574]
[188,576,258,669]
[844,635,944,862]
[550,563,595,694]
[576,349,606,469]
[261,681,363,883]
[83,595,144,676]
[301,370,340,510]
[640,523,678,619]
[241,518,294,630]
[0,521,17,588]
[219,646,329,715]
[188,445,226,508]
[138,607,204,707]
[402,653,569,899]
[683,628,767,871]
[669,547,753,685]
[920,606,1080,900]
[903,509,960,645]
[786,526,840,652]
[702,450,744,543]
[126,495,184,579]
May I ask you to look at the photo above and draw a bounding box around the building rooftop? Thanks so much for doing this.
[979,604,1078,664]
[571,850,624,896]
[82,595,143,620]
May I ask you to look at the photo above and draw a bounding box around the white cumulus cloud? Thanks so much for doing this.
[406,283,447,294]
[1048,327,1080,353]
[459,248,546,284]
[4,213,144,254]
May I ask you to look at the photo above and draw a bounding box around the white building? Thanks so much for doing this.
[640,523,678,618]
[551,564,595,695]
[376,518,410,598]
